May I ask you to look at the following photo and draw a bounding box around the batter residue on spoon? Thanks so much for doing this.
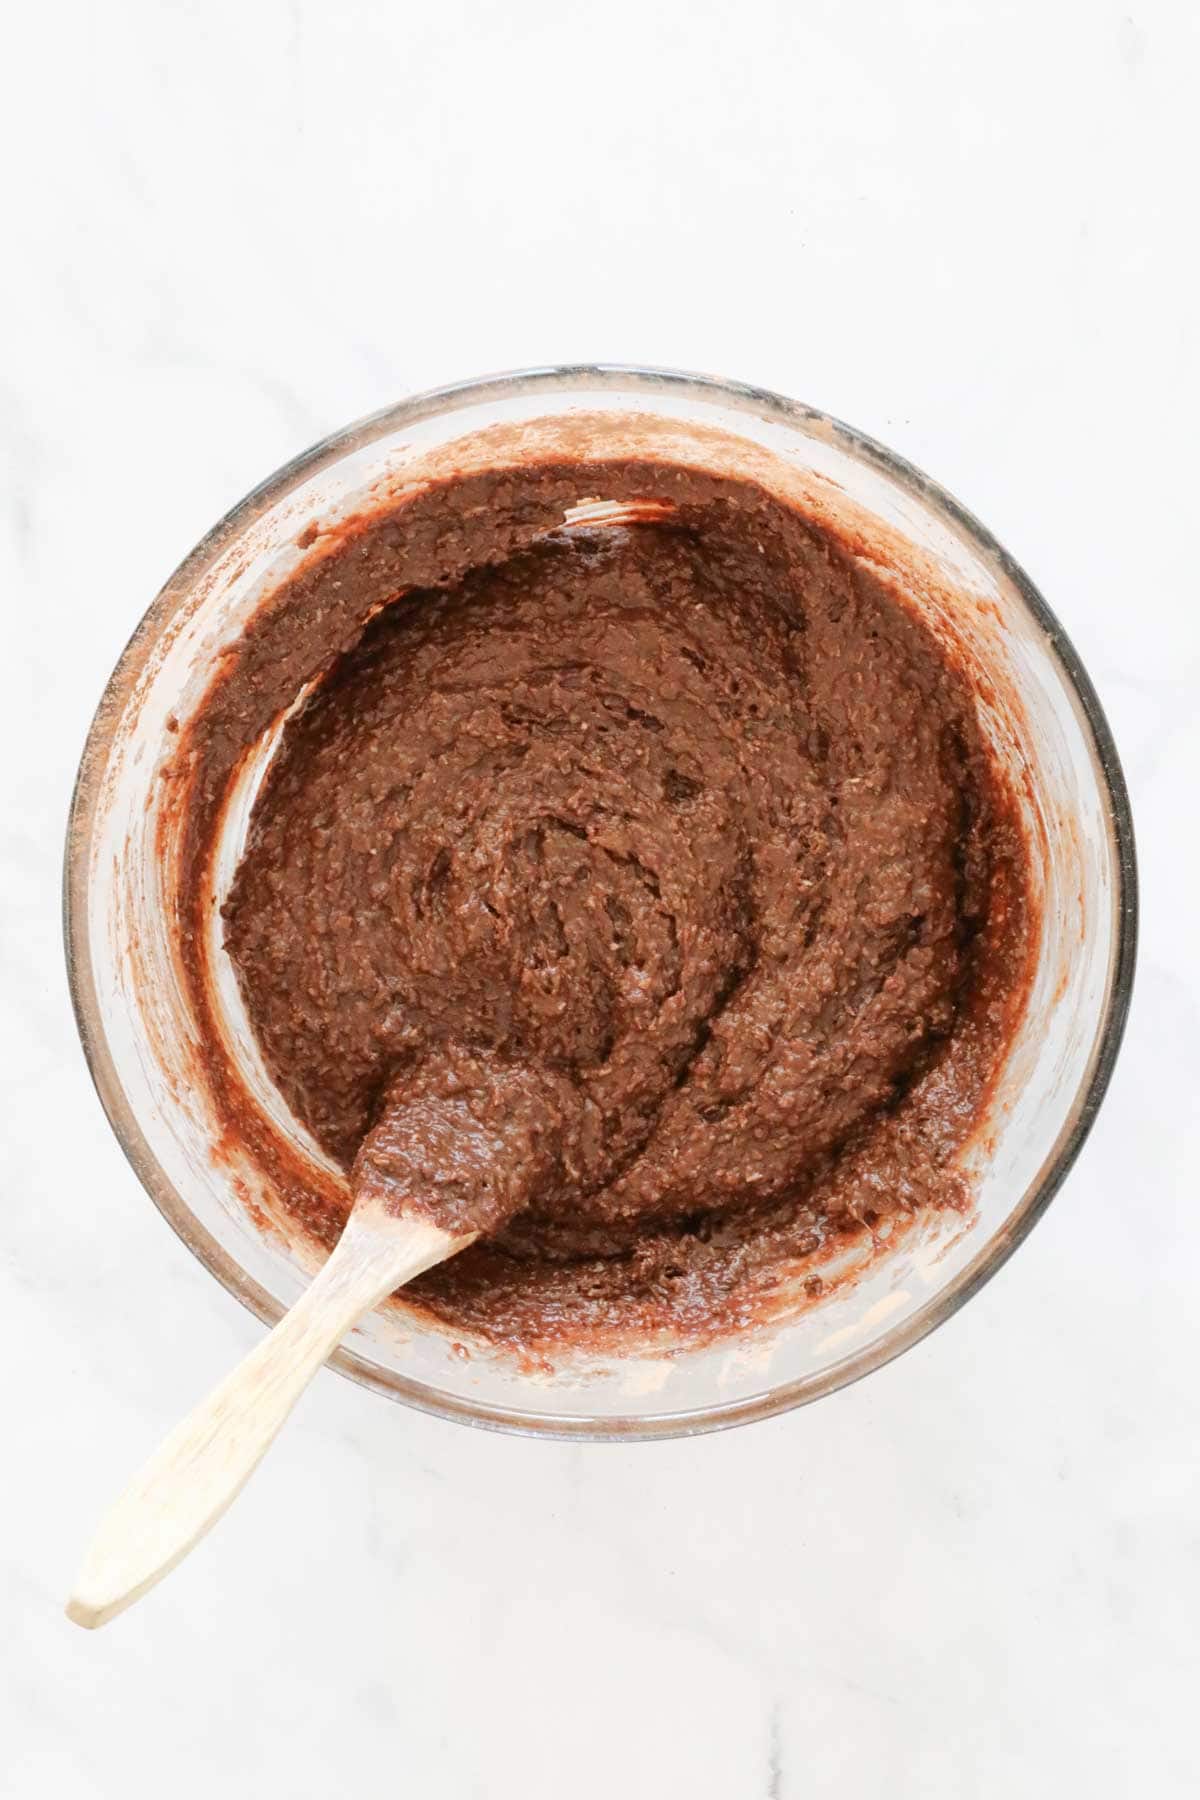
[182,456,1033,1351]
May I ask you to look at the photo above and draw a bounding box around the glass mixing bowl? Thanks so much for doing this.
[64,365,1136,1439]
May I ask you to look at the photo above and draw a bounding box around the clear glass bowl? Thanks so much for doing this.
[64,365,1137,1440]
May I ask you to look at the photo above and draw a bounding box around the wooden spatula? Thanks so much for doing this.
[66,1090,483,1629]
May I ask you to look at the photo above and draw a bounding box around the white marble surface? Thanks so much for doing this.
[4,2,1197,1793]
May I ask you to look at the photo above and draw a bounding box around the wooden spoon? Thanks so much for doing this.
[66,1090,483,1630]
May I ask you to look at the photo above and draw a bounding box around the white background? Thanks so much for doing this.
[3,2,1197,1795]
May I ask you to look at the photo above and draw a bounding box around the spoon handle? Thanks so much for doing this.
[67,1211,460,1630]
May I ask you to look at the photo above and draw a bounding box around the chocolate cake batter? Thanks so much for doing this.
[182,455,1032,1351]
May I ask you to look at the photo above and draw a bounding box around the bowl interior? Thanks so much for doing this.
[66,367,1133,1437]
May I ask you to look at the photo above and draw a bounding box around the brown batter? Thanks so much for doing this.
[183,457,1032,1352]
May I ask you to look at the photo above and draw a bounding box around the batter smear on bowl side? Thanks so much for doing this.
[179,457,1034,1352]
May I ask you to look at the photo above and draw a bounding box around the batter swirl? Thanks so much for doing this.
[189,460,1031,1348]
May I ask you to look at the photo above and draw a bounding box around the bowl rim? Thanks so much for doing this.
[63,362,1138,1441]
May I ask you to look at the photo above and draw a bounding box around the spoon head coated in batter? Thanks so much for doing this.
[350,1048,569,1237]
